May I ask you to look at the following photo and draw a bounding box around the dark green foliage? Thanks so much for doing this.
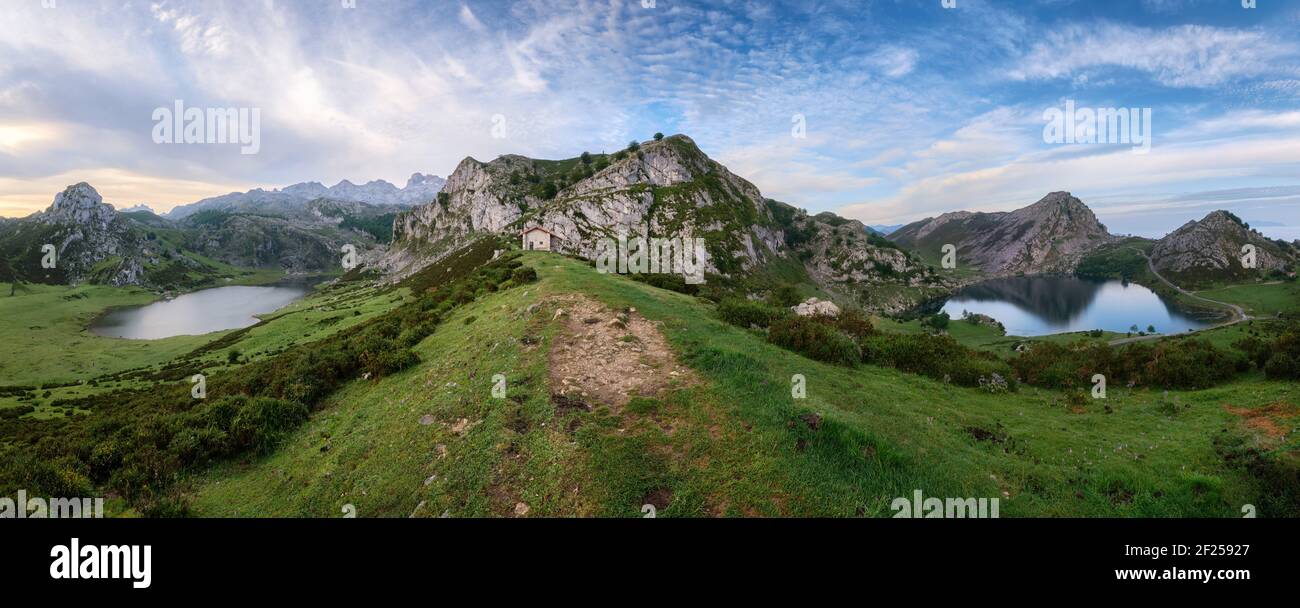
[511,266,538,283]
[1076,242,1151,281]
[1013,338,1249,390]
[717,298,787,329]
[766,284,802,308]
[767,316,861,366]
[225,396,310,454]
[0,239,531,513]
[653,132,665,141]
[1213,426,1300,517]
[860,333,1016,388]
[629,272,699,295]
[339,213,397,243]
[1235,324,1300,380]
[921,312,950,331]
[833,309,875,340]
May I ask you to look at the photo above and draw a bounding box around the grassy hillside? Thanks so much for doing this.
[188,252,1297,517]
[1195,282,1300,317]
[0,278,405,419]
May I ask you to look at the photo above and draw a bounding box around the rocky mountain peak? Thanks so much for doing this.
[1150,209,1294,281]
[405,172,445,189]
[44,183,117,228]
[383,134,781,279]
[891,191,1112,275]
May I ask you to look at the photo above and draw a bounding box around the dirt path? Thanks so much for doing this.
[1108,249,1250,346]
[547,295,693,409]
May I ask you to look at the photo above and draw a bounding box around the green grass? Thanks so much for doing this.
[873,315,1125,354]
[188,253,1297,517]
[0,283,213,387]
[1195,282,1300,317]
[0,279,405,419]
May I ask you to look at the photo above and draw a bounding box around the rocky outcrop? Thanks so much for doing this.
[765,200,948,313]
[0,183,162,286]
[382,135,784,279]
[769,201,936,287]
[1151,210,1297,282]
[792,297,840,317]
[891,192,1114,275]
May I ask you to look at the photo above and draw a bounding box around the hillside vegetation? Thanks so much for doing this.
[182,252,1298,517]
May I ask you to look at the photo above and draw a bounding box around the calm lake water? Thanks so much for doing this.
[939,276,1219,337]
[91,284,310,340]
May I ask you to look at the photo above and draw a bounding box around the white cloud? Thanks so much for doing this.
[1009,23,1296,88]
[458,4,486,33]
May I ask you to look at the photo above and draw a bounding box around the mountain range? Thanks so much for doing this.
[165,173,446,220]
[379,134,943,311]
[2,135,1295,310]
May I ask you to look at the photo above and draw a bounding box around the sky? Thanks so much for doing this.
[2,0,1299,239]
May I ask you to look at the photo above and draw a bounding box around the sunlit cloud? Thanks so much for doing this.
[0,0,1297,232]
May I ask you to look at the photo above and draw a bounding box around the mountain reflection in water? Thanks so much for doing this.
[939,276,1217,337]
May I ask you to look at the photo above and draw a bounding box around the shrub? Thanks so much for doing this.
[360,348,420,379]
[1013,338,1247,390]
[832,309,875,340]
[226,396,309,454]
[1235,324,1300,380]
[921,312,950,331]
[718,298,786,329]
[511,266,538,284]
[767,316,860,366]
[630,273,699,295]
[860,332,1015,388]
[767,284,802,308]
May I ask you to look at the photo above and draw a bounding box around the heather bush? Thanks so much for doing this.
[767,316,861,365]
[860,332,1015,388]
[718,298,787,329]
[1013,338,1248,390]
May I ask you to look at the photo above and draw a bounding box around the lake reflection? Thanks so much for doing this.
[939,276,1218,337]
[91,284,310,340]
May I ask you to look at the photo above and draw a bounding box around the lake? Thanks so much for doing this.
[939,276,1220,337]
[91,284,311,340]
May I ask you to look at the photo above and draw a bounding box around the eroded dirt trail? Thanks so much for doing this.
[546,294,694,410]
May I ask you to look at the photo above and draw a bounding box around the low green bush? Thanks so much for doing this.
[511,266,538,283]
[767,316,861,366]
[718,298,787,329]
[860,332,1015,388]
[1013,338,1249,390]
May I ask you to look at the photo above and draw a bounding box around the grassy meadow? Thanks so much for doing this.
[185,253,1296,517]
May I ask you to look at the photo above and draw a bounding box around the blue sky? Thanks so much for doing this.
[2,0,1299,239]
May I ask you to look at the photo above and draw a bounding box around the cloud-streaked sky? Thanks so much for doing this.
[2,0,1299,239]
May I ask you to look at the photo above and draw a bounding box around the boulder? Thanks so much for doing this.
[791,297,840,317]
